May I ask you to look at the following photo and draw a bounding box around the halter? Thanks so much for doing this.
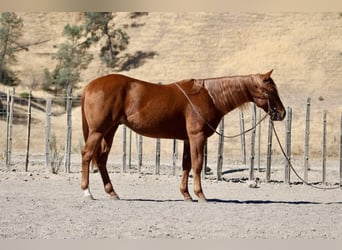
[254,88,280,121]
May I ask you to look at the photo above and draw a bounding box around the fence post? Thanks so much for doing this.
[122,125,127,173]
[304,97,311,182]
[285,107,292,184]
[239,110,246,164]
[5,89,10,169]
[340,114,342,187]
[6,88,15,169]
[5,89,9,168]
[172,139,178,176]
[25,90,32,172]
[155,138,160,175]
[128,129,132,168]
[249,103,256,180]
[64,84,72,173]
[322,111,327,185]
[217,117,224,180]
[45,98,52,171]
[257,109,261,171]
[266,118,273,182]
[137,134,143,173]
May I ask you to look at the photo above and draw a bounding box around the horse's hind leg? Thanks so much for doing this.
[180,140,193,201]
[97,125,120,200]
[81,131,103,199]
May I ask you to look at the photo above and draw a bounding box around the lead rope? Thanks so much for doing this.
[271,120,341,190]
[175,82,268,139]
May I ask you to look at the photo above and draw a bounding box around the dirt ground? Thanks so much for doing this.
[1,11,342,243]
[1,159,341,239]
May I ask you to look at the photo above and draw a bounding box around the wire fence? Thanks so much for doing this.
[0,86,341,186]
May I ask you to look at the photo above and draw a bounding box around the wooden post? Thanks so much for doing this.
[239,110,246,164]
[64,84,72,173]
[202,139,208,180]
[257,109,262,171]
[322,111,327,185]
[304,97,311,182]
[6,88,15,169]
[45,99,52,171]
[217,117,224,180]
[25,91,32,172]
[5,89,9,168]
[266,118,273,182]
[128,129,132,168]
[122,125,127,173]
[172,139,178,176]
[155,138,160,175]
[249,103,256,181]
[340,114,342,187]
[138,134,143,173]
[285,107,292,184]
[5,89,10,169]
[5,89,9,145]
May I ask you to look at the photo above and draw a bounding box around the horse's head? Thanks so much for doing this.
[250,69,286,121]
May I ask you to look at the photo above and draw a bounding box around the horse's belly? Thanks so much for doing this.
[124,113,187,139]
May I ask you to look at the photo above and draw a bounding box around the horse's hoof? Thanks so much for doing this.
[83,188,95,200]
[198,198,208,203]
[84,194,95,200]
[184,197,193,202]
[110,195,120,201]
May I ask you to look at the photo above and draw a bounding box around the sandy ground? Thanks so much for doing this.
[1,159,341,239]
[0,12,341,242]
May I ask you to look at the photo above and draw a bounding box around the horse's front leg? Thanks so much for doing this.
[180,140,193,201]
[189,134,207,202]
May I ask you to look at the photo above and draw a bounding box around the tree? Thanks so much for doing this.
[83,12,157,71]
[0,12,27,85]
[44,24,93,94]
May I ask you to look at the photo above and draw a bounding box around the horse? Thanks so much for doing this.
[81,69,286,202]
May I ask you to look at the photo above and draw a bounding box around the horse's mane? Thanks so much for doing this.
[202,75,254,113]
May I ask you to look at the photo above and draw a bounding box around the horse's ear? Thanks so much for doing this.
[263,69,273,80]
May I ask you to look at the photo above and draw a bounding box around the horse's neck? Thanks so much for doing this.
[203,75,253,114]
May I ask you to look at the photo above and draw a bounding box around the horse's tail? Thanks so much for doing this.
[81,92,89,144]
[81,91,99,172]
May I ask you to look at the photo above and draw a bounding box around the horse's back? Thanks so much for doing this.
[84,74,140,92]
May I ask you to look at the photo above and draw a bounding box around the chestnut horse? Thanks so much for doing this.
[81,70,285,202]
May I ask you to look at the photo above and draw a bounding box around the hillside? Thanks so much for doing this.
[1,12,342,161]
[9,13,342,92]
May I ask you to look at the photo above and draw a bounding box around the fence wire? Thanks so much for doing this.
[0,89,341,186]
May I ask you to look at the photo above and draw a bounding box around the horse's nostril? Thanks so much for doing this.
[270,110,285,121]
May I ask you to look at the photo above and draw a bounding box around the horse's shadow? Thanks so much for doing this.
[121,198,342,205]
[207,199,322,205]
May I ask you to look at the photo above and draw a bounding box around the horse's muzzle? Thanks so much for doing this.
[270,109,286,121]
